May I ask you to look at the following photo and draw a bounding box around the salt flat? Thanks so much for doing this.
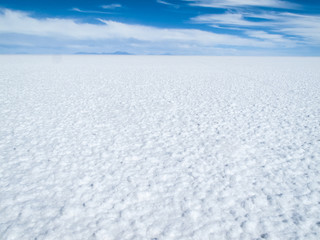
[0,56,319,240]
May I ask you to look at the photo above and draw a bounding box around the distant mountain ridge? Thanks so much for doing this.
[75,51,132,55]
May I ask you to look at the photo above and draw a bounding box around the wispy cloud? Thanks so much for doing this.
[192,13,260,27]
[245,30,296,47]
[71,8,111,14]
[2,8,317,55]
[101,4,122,9]
[185,0,298,9]
[275,13,320,44]
[156,0,180,8]
[0,8,273,48]
[191,11,320,44]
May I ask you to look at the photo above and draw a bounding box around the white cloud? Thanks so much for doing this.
[3,8,317,55]
[186,0,298,9]
[0,8,273,48]
[276,13,320,44]
[71,8,111,14]
[246,30,286,41]
[192,13,260,27]
[245,30,296,47]
[101,4,122,9]
[156,0,180,8]
[187,0,319,45]
[192,11,320,44]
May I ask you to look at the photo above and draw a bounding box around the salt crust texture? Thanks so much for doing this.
[0,56,320,240]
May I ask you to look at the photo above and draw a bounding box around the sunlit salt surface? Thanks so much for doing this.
[0,56,320,239]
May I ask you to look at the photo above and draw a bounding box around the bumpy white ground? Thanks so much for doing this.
[0,56,320,240]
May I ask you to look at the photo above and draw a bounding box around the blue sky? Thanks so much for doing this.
[0,0,320,55]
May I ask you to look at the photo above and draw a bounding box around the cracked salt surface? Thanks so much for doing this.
[0,56,320,240]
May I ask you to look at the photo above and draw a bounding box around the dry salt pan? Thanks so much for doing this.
[0,56,320,240]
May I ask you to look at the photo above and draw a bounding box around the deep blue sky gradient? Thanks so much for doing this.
[1,0,319,25]
[1,0,320,55]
